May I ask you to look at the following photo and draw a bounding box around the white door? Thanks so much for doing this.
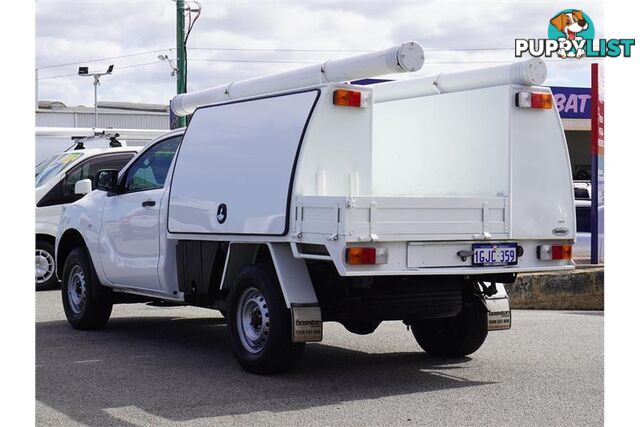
[99,136,181,290]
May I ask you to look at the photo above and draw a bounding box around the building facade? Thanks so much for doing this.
[549,86,593,181]
[36,100,169,130]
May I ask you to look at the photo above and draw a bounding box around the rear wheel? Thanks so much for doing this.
[36,239,58,291]
[227,264,305,374]
[61,247,113,330]
[411,296,488,357]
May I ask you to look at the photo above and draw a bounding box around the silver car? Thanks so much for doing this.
[573,198,604,261]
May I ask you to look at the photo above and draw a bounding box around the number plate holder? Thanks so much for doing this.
[472,243,518,267]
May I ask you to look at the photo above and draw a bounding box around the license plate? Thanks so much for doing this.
[472,243,518,267]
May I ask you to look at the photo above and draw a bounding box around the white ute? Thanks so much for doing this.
[56,42,575,374]
[35,134,149,290]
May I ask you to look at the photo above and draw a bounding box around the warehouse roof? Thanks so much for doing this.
[37,100,169,115]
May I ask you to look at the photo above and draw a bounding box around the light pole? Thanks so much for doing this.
[78,64,114,128]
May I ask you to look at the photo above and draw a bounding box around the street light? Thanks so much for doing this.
[78,64,114,128]
[158,54,177,77]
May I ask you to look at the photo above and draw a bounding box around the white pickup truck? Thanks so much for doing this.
[36,136,143,290]
[56,42,575,374]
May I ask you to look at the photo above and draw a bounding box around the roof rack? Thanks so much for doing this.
[171,41,425,117]
[373,59,547,103]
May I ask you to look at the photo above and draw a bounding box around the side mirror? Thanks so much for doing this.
[96,169,119,192]
[74,179,93,195]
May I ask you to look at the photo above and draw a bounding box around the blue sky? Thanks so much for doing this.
[36,0,604,106]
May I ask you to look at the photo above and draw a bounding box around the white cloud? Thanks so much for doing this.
[36,0,604,106]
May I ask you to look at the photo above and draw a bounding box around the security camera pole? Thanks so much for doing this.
[78,64,114,128]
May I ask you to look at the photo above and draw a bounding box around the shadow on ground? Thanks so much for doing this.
[37,315,493,425]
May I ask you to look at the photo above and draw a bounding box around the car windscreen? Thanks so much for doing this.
[35,155,59,178]
[576,206,591,233]
[35,152,83,187]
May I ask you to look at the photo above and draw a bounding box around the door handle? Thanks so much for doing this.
[141,200,156,208]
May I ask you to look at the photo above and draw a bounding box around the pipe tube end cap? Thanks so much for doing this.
[396,41,425,72]
[523,58,547,85]
[170,95,189,117]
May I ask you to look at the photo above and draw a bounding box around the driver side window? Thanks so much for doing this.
[123,136,181,192]
[62,153,134,198]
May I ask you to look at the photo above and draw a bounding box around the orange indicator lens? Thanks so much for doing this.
[333,89,362,107]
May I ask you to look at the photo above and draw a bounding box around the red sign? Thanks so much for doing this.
[590,63,604,263]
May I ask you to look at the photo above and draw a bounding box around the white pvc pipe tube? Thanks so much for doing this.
[171,41,424,116]
[373,58,547,103]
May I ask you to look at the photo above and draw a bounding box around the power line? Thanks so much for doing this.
[38,56,598,81]
[37,46,517,70]
[190,46,513,52]
[38,61,163,80]
[185,58,533,65]
[189,57,600,65]
[37,49,172,69]
[190,58,319,64]
[189,47,371,53]
[36,0,603,3]
[39,58,320,78]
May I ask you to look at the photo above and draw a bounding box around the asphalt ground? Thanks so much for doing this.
[36,289,603,426]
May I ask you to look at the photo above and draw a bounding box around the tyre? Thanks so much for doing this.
[411,296,488,357]
[227,264,305,374]
[36,239,58,291]
[61,247,113,330]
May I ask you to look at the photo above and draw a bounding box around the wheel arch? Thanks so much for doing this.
[36,233,55,246]
[56,229,88,276]
[220,242,318,308]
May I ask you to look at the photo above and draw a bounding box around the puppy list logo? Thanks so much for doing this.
[515,9,635,59]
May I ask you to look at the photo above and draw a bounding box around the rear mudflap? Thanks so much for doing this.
[482,283,512,331]
[291,304,323,343]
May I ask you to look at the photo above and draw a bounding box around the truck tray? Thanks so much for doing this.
[295,195,510,242]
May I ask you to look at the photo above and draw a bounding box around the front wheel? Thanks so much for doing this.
[61,247,113,330]
[411,297,488,357]
[227,264,305,374]
[36,239,58,291]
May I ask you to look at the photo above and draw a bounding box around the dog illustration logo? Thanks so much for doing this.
[516,9,634,59]
[548,9,594,58]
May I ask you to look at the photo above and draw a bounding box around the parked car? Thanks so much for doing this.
[573,199,604,260]
[36,143,141,290]
[36,127,166,165]
[573,181,591,200]
[55,47,574,374]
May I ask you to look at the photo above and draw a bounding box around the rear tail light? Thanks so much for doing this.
[516,92,553,109]
[345,247,388,265]
[333,89,368,108]
[537,244,572,260]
